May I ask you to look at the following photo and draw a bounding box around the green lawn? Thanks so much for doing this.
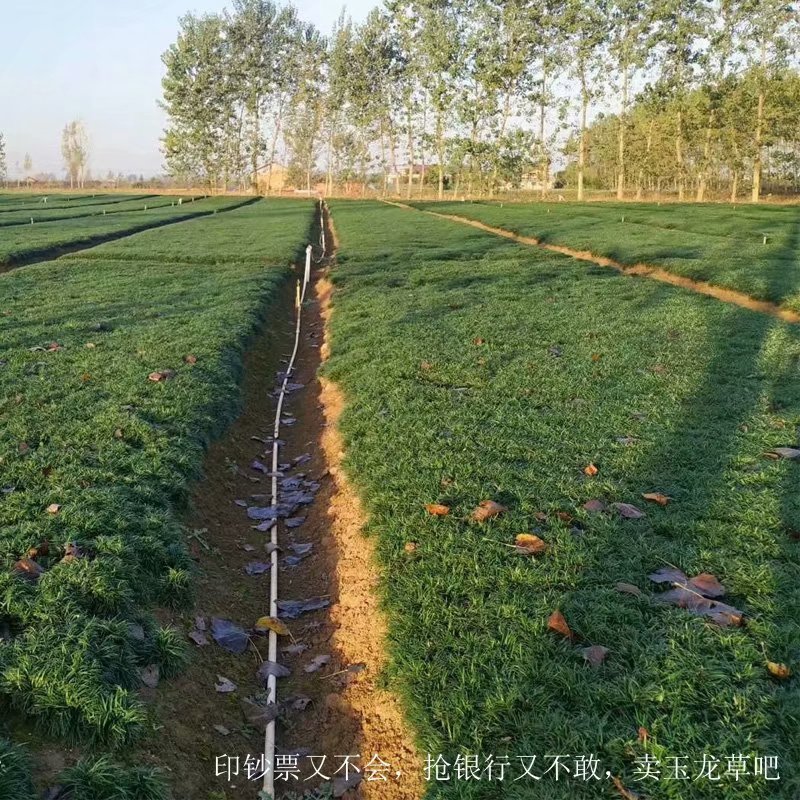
[414,200,800,314]
[0,194,208,228]
[327,200,800,799]
[0,199,314,797]
[0,196,249,267]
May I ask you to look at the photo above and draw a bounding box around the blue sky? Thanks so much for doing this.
[0,0,379,178]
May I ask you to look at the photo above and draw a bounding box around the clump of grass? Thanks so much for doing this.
[0,739,36,800]
[59,756,167,800]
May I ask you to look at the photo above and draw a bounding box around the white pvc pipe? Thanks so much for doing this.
[262,201,323,798]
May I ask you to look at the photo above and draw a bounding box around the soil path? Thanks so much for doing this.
[383,200,800,325]
[135,205,421,800]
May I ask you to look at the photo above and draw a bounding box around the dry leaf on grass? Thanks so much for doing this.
[472,500,507,522]
[583,463,599,476]
[147,369,176,382]
[766,447,800,460]
[648,566,688,585]
[637,726,649,744]
[403,542,417,553]
[547,609,574,640]
[215,676,237,693]
[583,499,607,513]
[615,582,643,597]
[14,558,44,580]
[473,337,485,346]
[767,661,791,679]
[581,645,609,667]
[425,503,450,516]
[642,492,671,506]
[612,502,646,519]
[688,572,726,598]
[514,534,548,556]
[45,503,61,514]
[183,354,198,364]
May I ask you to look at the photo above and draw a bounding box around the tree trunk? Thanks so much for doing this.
[577,74,588,202]
[696,110,715,202]
[250,105,260,194]
[675,110,685,201]
[731,170,739,203]
[616,64,628,200]
[751,87,765,203]
[436,113,445,201]
[406,103,414,200]
[539,66,548,199]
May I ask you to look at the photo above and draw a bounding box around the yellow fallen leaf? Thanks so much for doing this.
[425,503,450,516]
[472,500,507,522]
[767,661,791,679]
[254,616,290,637]
[642,492,671,506]
[583,463,598,476]
[514,533,548,555]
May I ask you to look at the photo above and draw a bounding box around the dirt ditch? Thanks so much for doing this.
[134,205,421,800]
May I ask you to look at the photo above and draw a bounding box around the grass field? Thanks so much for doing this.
[414,200,800,314]
[327,200,800,799]
[0,195,249,268]
[0,198,313,796]
[0,193,207,228]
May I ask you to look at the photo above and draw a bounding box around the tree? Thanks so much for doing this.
[61,123,88,189]
[0,134,7,186]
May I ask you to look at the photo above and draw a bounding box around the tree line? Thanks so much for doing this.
[161,0,800,202]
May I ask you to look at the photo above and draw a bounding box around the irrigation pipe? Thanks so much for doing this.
[262,202,323,799]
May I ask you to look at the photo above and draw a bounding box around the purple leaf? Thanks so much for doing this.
[277,597,331,619]
[285,517,306,528]
[257,661,291,683]
[304,654,331,673]
[247,506,278,521]
[648,566,688,585]
[215,676,237,693]
[245,561,270,576]
[211,618,249,654]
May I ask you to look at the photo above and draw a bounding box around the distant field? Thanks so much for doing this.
[0,195,249,267]
[0,194,207,227]
[0,199,313,791]
[414,200,800,313]
[327,199,800,799]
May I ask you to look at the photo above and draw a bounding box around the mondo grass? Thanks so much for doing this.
[0,738,35,800]
[0,194,206,228]
[414,200,800,314]
[0,201,313,766]
[0,195,250,268]
[327,200,800,799]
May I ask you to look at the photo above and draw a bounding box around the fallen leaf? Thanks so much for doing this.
[290,695,312,711]
[241,697,280,729]
[767,661,791,679]
[14,558,44,579]
[277,597,330,619]
[688,572,726,598]
[425,503,450,516]
[188,630,210,647]
[616,436,638,446]
[547,609,574,640]
[80,373,92,383]
[642,492,670,506]
[283,643,310,656]
[304,654,331,673]
[420,361,433,370]
[648,566,688,585]
[591,353,602,362]
[213,725,231,736]
[26,541,50,559]
[615,582,643,597]
[767,447,800,460]
[612,776,641,800]
[183,354,198,364]
[333,773,363,798]
[473,337,485,346]
[215,676,237,693]
[244,561,270,576]
[46,503,61,514]
[637,727,649,744]
[254,616,290,637]
[139,665,160,689]
[514,533,548,556]
[581,645,609,667]
[612,502,645,519]
[403,542,417,553]
[583,499,607,513]
[657,587,744,626]
[257,661,291,682]
[472,500,507,522]
[210,618,249,654]
[554,511,574,524]
[583,463,598,477]
[147,369,175,382]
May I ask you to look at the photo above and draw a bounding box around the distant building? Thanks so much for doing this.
[255,163,289,193]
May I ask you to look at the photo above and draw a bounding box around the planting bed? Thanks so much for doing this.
[415,200,800,314]
[325,200,800,799]
[0,196,249,268]
[0,199,314,798]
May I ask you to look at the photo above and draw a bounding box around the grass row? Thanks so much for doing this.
[327,200,800,799]
[414,200,800,314]
[0,199,314,796]
[0,193,149,210]
[0,194,209,228]
[0,196,250,268]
